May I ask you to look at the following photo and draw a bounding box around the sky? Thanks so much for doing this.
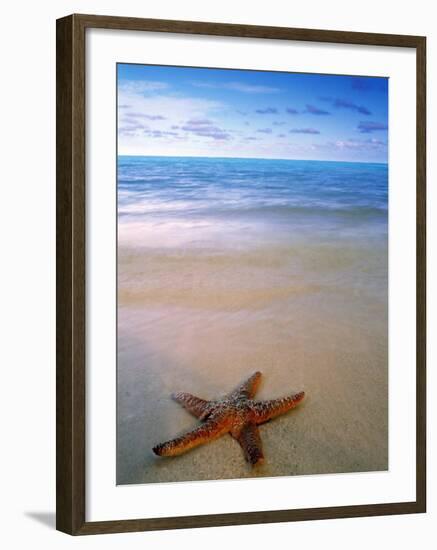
[117,63,388,163]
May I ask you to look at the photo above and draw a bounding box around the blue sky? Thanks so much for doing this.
[117,64,388,163]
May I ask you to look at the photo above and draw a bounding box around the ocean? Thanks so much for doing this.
[118,155,387,243]
[117,155,388,485]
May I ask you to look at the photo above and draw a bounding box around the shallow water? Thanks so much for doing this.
[117,156,388,485]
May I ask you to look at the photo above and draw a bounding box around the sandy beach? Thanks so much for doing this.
[116,156,388,485]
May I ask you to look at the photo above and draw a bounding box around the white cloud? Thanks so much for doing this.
[118,84,228,155]
[191,81,281,94]
[119,88,223,124]
[226,82,281,94]
[334,138,387,150]
[118,80,169,94]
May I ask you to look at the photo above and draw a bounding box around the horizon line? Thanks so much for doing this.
[117,154,388,165]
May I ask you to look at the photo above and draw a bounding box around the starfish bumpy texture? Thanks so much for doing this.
[153,371,305,466]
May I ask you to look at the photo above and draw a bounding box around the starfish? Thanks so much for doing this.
[153,371,305,466]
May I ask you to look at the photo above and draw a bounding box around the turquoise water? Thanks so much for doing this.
[118,156,387,225]
[118,156,387,257]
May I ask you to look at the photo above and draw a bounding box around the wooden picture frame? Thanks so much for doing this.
[56,13,426,535]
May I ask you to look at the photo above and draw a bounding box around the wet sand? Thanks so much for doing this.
[117,236,388,485]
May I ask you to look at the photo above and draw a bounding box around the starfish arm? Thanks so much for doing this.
[172,392,211,419]
[230,371,262,399]
[236,423,264,465]
[153,415,230,457]
[252,391,305,424]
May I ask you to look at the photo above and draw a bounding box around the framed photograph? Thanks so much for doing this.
[56,14,426,535]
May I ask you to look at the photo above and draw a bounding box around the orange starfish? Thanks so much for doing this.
[153,371,305,466]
